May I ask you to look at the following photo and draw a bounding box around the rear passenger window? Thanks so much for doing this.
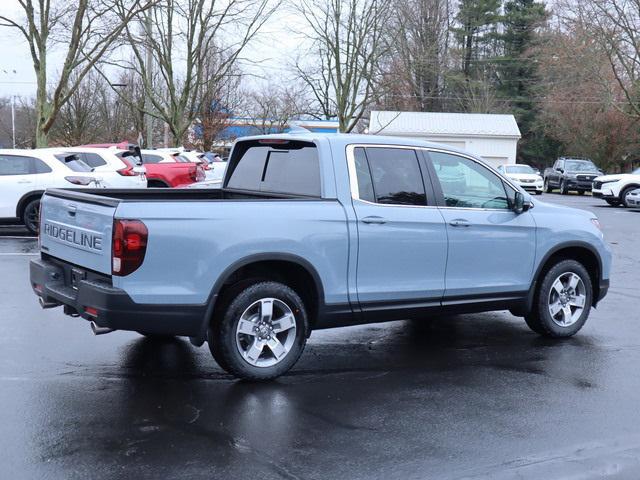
[141,154,163,164]
[353,147,427,206]
[81,152,107,168]
[33,158,52,173]
[226,141,321,196]
[0,155,33,175]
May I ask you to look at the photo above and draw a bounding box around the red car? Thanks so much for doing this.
[80,143,204,188]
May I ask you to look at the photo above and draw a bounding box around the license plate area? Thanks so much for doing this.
[71,267,86,290]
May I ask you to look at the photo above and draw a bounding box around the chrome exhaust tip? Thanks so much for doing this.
[90,321,114,335]
[39,297,60,309]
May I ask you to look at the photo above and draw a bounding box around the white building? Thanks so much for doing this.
[369,111,521,168]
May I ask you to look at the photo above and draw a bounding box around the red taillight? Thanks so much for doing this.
[195,166,205,182]
[117,166,135,176]
[112,219,148,276]
[84,306,98,317]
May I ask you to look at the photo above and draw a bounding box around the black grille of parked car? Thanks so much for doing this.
[577,174,596,182]
[593,181,602,189]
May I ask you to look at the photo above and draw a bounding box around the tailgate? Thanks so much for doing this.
[40,190,117,275]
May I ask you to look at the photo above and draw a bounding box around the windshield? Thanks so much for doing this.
[54,154,92,172]
[505,165,535,174]
[565,160,598,172]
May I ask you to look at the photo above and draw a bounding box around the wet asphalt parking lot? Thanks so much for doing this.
[0,194,639,480]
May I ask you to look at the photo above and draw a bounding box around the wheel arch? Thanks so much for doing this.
[619,183,640,200]
[15,190,45,218]
[526,242,603,312]
[193,253,326,345]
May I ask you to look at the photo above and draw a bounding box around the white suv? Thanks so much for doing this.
[592,168,640,207]
[0,149,103,234]
[46,147,147,189]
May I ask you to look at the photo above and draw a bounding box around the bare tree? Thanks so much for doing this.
[0,97,36,148]
[245,81,313,134]
[192,58,244,151]
[385,0,451,111]
[562,0,640,120]
[295,0,392,132]
[49,72,103,145]
[119,0,278,146]
[0,0,155,146]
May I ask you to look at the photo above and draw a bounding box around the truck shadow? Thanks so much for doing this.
[32,315,609,478]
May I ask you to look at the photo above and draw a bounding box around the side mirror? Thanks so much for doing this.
[514,191,533,214]
[556,168,564,173]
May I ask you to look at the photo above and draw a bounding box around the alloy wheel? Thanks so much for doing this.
[235,298,297,367]
[547,272,587,327]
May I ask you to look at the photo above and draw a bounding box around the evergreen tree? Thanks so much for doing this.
[497,0,550,163]
[454,0,502,80]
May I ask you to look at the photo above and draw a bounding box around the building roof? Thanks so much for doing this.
[369,111,521,138]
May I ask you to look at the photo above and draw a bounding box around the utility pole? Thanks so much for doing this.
[11,95,16,149]
[145,10,153,148]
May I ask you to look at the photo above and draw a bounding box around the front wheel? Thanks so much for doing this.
[525,259,592,337]
[620,186,637,208]
[208,281,308,380]
[544,178,553,193]
[559,180,568,195]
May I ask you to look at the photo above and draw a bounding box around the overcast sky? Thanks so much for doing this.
[0,0,305,98]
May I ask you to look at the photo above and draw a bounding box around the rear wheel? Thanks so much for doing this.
[525,259,592,337]
[22,198,41,235]
[208,281,308,380]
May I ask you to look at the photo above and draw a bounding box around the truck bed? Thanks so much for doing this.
[44,187,319,206]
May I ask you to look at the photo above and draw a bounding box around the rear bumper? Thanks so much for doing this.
[29,257,206,336]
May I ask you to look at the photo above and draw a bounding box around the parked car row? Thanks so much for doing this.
[0,144,226,234]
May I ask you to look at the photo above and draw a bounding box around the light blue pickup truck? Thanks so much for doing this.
[30,133,611,380]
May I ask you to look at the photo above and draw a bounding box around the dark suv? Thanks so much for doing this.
[544,158,602,195]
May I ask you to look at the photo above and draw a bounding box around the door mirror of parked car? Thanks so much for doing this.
[513,191,533,214]
[556,167,564,173]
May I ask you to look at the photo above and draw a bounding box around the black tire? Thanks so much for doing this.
[544,178,553,193]
[620,186,638,208]
[559,180,568,195]
[22,198,41,235]
[605,199,621,207]
[524,259,593,338]
[535,191,543,195]
[208,281,309,381]
[577,190,585,195]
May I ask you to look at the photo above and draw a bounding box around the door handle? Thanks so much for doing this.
[17,180,32,184]
[361,216,387,225]
[449,219,470,227]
